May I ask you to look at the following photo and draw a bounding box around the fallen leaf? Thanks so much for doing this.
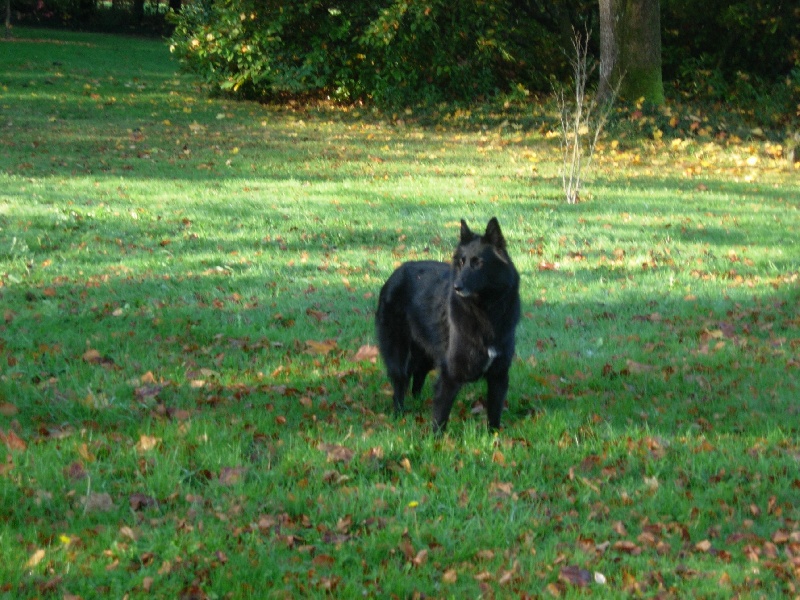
[559,565,592,587]
[613,540,642,555]
[82,348,115,367]
[319,443,355,464]
[353,344,379,363]
[135,434,160,453]
[306,308,328,322]
[538,260,559,271]
[442,569,458,584]
[594,572,607,584]
[25,548,46,568]
[305,339,338,355]
[625,359,656,374]
[695,539,712,552]
[0,402,18,417]
[0,430,27,451]
[489,481,514,498]
[218,466,247,486]
[64,461,87,480]
[412,549,428,566]
[82,492,115,513]
[82,349,102,363]
[312,554,336,567]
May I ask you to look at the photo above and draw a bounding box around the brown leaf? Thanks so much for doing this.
[319,443,354,464]
[306,308,328,322]
[399,537,415,561]
[312,554,336,567]
[695,539,712,552]
[1,430,27,451]
[613,540,642,555]
[82,348,115,368]
[0,402,18,416]
[353,344,379,363]
[134,384,163,401]
[442,569,458,584]
[412,549,428,566]
[559,565,592,587]
[218,466,247,486]
[538,260,559,271]
[64,461,87,481]
[129,492,157,511]
[625,359,656,374]
[489,481,514,498]
[612,521,628,536]
[82,349,102,363]
[82,492,115,513]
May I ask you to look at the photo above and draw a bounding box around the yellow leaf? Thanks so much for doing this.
[305,339,338,355]
[135,434,160,453]
[442,569,458,584]
[25,548,46,568]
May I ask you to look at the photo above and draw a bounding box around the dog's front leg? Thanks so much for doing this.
[432,368,462,435]
[485,370,509,431]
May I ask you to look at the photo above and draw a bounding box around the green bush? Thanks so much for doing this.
[167,0,557,106]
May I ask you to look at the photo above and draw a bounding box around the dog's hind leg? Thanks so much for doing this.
[388,372,410,415]
[409,350,433,398]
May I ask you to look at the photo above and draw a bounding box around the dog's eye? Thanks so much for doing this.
[470,257,482,268]
[459,256,466,267]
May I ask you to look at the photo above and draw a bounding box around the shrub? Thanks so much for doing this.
[168,0,555,107]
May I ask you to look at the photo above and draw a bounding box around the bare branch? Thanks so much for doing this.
[554,27,620,204]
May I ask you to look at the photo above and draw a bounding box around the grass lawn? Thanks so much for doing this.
[1,27,799,598]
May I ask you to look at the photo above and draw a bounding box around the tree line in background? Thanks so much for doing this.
[7,0,800,129]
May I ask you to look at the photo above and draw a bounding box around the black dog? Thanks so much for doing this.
[376,217,520,433]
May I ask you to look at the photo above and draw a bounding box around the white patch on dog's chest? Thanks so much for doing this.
[483,346,498,373]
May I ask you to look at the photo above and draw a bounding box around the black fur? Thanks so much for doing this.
[376,217,521,433]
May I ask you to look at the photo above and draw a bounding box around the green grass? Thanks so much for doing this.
[1,28,799,599]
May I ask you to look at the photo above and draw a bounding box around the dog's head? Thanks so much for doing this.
[452,217,515,299]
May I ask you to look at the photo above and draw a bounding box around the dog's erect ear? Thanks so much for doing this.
[460,219,474,244]
[484,217,506,251]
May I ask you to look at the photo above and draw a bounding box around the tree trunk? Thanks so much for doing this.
[133,0,145,22]
[598,0,664,105]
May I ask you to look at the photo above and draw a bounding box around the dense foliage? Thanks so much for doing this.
[167,0,565,106]
[166,0,799,123]
[9,0,799,122]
